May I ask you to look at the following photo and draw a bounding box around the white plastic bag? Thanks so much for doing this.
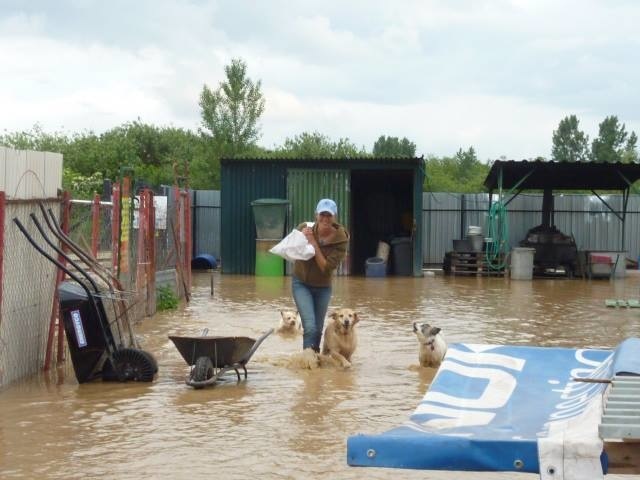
[269,228,315,262]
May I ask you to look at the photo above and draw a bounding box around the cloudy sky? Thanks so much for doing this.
[1,0,639,161]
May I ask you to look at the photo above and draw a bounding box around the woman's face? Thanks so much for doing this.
[316,212,334,228]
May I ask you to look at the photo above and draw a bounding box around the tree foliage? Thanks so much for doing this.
[551,115,589,162]
[199,58,265,158]
[273,131,366,158]
[591,115,637,163]
[372,135,416,157]
[424,147,490,192]
[0,122,217,196]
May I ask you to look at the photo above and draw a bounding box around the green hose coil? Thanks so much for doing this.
[485,199,509,270]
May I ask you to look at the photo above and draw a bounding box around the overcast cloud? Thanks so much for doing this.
[1,0,639,160]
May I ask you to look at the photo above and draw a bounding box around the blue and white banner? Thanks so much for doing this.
[348,339,639,475]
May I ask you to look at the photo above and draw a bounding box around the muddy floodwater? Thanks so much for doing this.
[2,271,640,479]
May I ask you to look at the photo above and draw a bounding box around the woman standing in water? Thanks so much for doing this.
[292,198,349,354]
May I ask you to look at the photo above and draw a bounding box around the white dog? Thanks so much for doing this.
[413,322,447,368]
[276,310,302,335]
[321,308,359,368]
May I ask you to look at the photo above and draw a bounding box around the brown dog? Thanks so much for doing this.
[321,308,359,368]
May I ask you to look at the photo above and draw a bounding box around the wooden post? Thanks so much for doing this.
[56,192,71,364]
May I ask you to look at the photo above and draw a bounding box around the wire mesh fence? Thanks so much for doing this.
[0,200,60,387]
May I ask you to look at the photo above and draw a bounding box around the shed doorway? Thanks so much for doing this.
[350,169,414,275]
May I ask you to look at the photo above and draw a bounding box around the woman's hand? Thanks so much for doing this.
[303,227,317,247]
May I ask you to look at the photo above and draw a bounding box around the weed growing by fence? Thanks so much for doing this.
[157,285,178,310]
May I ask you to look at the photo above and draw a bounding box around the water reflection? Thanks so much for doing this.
[1,271,640,479]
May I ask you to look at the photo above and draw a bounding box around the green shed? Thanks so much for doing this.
[220,157,425,276]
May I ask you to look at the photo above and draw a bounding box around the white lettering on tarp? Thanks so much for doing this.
[426,361,518,409]
[446,348,526,372]
[540,350,612,431]
[71,309,87,348]
[411,348,525,431]
[413,403,495,429]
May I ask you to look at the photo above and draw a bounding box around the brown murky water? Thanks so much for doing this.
[2,271,640,479]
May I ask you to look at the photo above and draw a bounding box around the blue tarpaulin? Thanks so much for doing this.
[347,339,640,476]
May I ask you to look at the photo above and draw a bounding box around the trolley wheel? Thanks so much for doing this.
[191,356,214,388]
[138,349,159,374]
[103,348,156,382]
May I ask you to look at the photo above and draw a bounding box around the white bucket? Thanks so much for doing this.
[376,241,390,263]
[510,247,535,280]
[467,225,482,236]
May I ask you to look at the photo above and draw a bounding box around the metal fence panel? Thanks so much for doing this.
[422,192,640,266]
[191,190,220,258]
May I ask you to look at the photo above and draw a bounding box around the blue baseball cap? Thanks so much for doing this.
[316,198,337,216]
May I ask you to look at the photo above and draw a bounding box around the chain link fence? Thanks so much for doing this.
[0,200,60,387]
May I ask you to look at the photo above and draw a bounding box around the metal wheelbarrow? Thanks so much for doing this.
[169,328,273,389]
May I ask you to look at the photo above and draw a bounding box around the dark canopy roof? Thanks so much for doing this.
[484,160,640,191]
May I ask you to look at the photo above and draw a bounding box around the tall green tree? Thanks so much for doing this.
[622,131,638,163]
[372,135,416,157]
[591,116,637,163]
[274,131,365,158]
[199,58,265,157]
[551,115,589,162]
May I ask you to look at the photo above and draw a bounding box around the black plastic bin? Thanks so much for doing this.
[391,237,412,276]
[59,281,115,383]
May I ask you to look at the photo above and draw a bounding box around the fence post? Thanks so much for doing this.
[136,189,148,312]
[183,190,192,294]
[119,176,131,281]
[91,193,101,258]
[54,191,71,365]
[111,182,121,276]
[146,190,156,315]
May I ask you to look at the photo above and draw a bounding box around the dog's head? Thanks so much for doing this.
[413,322,442,349]
[330,308,359,335]
[280,310,300,328]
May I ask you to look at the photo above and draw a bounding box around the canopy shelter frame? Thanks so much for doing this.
[485,161,640,252]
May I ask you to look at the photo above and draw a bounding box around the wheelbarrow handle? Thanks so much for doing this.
[238,328,274,366]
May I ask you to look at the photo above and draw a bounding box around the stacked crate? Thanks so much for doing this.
[443,251,506,277]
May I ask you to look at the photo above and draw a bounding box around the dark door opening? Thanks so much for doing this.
[350,169,414,275]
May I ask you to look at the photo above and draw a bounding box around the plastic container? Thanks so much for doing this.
[390,237,412,276]
[467,234,483,252]
[58,281,113,383]
[376,241,390,263]
[250,199,289,240]
[510,247,535,280]
[453,239,470,252]
[255,239,283,276]
[365,257,386,277]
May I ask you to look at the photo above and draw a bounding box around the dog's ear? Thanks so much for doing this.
[352,312,359,324]
[412,322,418,332]
[432,327,441,335]
[280,310,285,318]
[330,310,338,320]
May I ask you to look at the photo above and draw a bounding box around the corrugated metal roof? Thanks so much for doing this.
[485,160,640,191]
[222,157,425,169]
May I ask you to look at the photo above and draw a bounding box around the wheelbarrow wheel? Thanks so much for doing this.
[103,348,156,382]
[192,356,214,388]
